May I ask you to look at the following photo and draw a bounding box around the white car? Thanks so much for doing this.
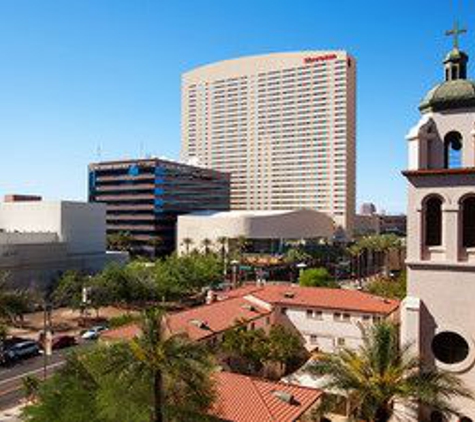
[81,326,108,340]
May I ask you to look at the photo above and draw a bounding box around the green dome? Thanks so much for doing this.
[419,79,475,112]
[444,48,468,63]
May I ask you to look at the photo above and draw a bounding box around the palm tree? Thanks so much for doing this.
[201,238,213,254]
[121,308,216,422]
[181,238,193,255]
[309,322,472,422]
[371,234,403,276]
[232,235,248,258]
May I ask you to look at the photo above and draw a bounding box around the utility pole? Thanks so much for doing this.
[42,301,52,380]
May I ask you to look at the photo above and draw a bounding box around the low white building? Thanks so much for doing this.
[176,209,335,254]
[0,200,126,289]
[242,284,399,353]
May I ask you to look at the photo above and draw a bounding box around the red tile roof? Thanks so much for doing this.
[210,371,322,422]
[102,295,270,342]
[102,283,399,342]
[247,284,399,315]
[165,296,271,341]
[102,322,141,341]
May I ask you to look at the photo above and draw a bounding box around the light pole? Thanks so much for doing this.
[296,262,307,283]
[231,259,239,289]
[42,301,52,381]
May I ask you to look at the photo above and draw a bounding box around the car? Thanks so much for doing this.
[51,335,77,350]
[4,340,41,362]
[81,325,108,340]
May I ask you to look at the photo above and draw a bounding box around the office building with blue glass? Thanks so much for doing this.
[88,158,230,256]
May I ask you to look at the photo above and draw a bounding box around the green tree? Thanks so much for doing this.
[221,326,268,375]
[22,375,41,403]
[299,268,338,288]
[52,271,87,310]
[107,231,135,252]
[284,247,311,264]
[0,274,31,324]
[309,322,472,422]
[115,307,216,422]
[221,324,305,377]
[267,325,305,374]
[201,238,213,254]
[365,271,407,300]
[181,238,194,254]
[23,309,217,422]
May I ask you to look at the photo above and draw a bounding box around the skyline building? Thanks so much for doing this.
[88,158,230,256]
[181,51,356,236]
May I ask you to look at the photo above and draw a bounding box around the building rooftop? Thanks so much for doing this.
[209,371,322,422]
[247,284,399,315]
[182,209,325,218]
[102,294,271,342]
[102,283,399,343]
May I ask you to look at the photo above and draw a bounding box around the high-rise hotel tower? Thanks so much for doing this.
[181,51,356,235]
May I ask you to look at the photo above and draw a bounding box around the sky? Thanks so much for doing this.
[0,0,473,214]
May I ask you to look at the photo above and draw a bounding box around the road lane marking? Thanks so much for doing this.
[0,362,64,387]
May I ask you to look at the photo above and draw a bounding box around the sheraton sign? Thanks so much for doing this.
[303,54,338,64]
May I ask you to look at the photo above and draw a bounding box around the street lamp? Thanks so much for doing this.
[296,262,307,282]
[230,259,239,289]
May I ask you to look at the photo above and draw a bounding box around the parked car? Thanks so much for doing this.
[4,340,41,362]
[51,335,77,350]
[81,325,108,340]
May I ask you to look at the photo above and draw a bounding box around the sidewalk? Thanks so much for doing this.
[0,405,23,422]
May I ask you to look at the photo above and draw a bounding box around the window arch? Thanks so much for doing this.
[424,196,443,247]
[444,131,463,169]
[461,196,475,248]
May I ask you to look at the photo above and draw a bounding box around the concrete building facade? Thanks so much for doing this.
[181,51,356,236]
[401,32,475,420]
[89,158,230,256]
[176,209,334,254]
[0,200,119,289]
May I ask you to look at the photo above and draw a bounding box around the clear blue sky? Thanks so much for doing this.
[0,0,472,213]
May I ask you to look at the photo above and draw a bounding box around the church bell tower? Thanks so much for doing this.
[401,22,475,421]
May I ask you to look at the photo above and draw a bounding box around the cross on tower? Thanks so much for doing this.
[446,21,467,50]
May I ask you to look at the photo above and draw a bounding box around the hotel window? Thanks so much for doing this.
[333,312,342,321]
[281,307,287,315]
[343,313,351,322]
[310,335,318,344]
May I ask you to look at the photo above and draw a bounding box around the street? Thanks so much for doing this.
[0,348,74,411]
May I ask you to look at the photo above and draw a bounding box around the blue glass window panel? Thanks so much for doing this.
[89,171,96,188]
[128,164,140,176]
[155,167,166,177]
[154,188,164,196]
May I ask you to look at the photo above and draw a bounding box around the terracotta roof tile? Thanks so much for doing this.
[166,296,271,341]
[102,295,270,342]
[210,371,322,422]
[247,284,399,315]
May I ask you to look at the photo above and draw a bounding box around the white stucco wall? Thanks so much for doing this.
[176,209,334,253]
[274,304,383,353]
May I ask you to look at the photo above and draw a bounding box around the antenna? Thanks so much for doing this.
[96,144,102,162]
